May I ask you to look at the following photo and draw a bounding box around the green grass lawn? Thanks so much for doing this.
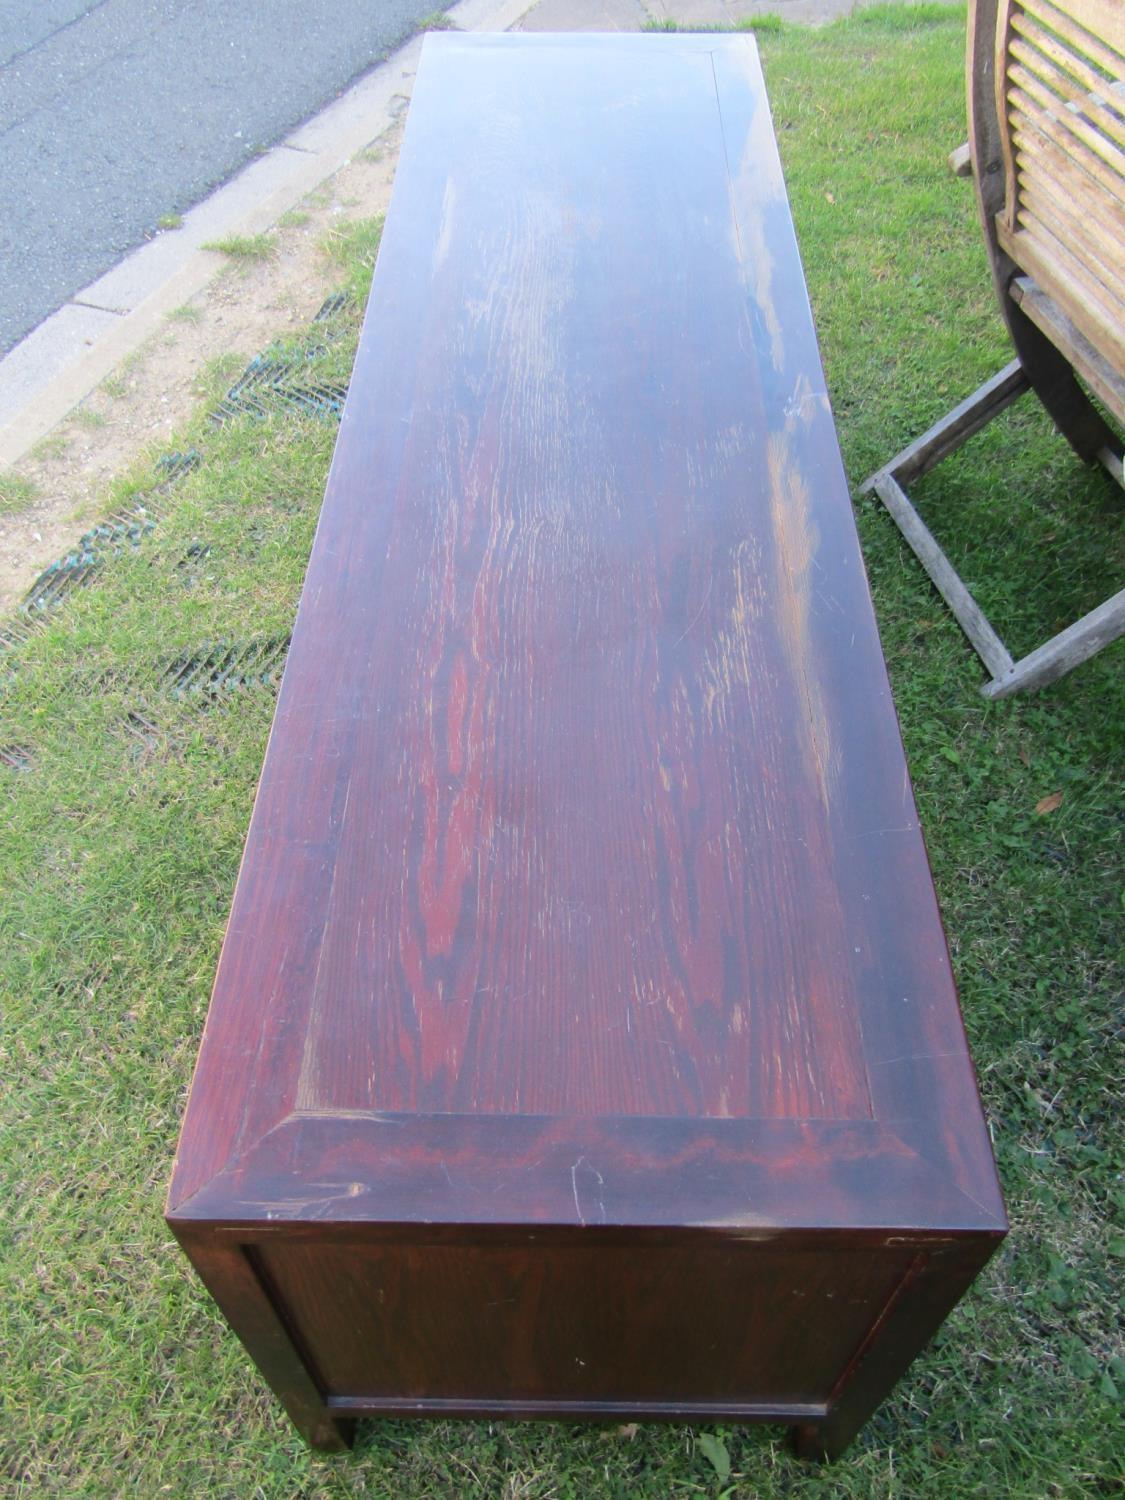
[2,7,1121,1495]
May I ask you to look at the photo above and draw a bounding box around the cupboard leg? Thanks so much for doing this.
[172,1230,352,1451]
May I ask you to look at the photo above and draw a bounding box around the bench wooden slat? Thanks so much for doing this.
[1010,275,1125,424]
[1000,211,1125,372]
[1016,169,1125,305]
[1008,85,1125,204]
[1015,133,1125,253]
[1012,125,1125,236]
[1018,0,1123,82]
[1011,8,1123,114]
[1009,35,1125,147]
[1058,0,1124,55]
[1008,63,1125,174]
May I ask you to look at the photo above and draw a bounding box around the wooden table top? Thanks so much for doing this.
[169,33,1004,1239]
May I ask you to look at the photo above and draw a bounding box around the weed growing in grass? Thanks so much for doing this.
[1,11,1121,1496]
[203,232,277,262]
[644,12,785,33]
[168,303,204,324]
[321,215,385,304]
[71,407,108,430]
[417,8,458,29]
[30,433,68,461]
[0,471,39,514]
[193,351,250,405]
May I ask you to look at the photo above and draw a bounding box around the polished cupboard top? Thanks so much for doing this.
[169,33,1004,1236]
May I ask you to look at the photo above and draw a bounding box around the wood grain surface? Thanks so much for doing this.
[252,1237,914,1403]
[172,33,1001,1199]
[285,35,873,1127]
[168,33,1004,1454]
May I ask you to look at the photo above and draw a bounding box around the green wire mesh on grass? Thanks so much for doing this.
[209,352,349,426]
[160,636,291,699]
[21,450,200,617]
[313,291,351,322]
[0,743,33,771]
[210,294,354,426]
[1,291,357,765]
[7,290,356,648]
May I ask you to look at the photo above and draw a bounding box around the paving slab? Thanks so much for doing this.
[517,0,650,30]
[644,0,960,24]
[644,0,755,24]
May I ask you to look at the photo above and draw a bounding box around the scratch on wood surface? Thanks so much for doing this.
[433,176,456,272]
[784,377,830,424]
[870,1051,963,1069]
[672,572,714,646]
[293,1107,406,1122]
[570,1156,607,1227]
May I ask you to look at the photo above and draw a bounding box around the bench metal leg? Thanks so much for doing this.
[863,361,1123,699]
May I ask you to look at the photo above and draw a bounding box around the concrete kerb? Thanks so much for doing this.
[0,0,939,467]
[0,0,533,469]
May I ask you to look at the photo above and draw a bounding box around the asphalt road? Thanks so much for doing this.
[0,1,450,355]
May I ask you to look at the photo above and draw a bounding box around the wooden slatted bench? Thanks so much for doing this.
[865,0,1124,699]
[167,32,1006,1460]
